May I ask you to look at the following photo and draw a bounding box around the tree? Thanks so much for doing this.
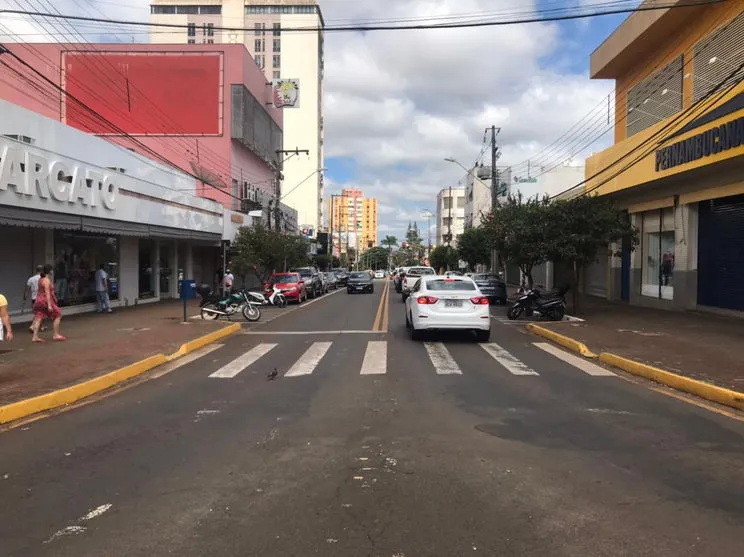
[429,245,459,273]
[231,224,310,284]
[457,227,490,271]
[312,254,332,271]
[392,249,410,267]
[381,235,398,250]
[482,194,552,288]
[546,195,638,313]
[359,246,389,270]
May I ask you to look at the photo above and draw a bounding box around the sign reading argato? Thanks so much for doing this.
[655,116,744,172]
[0,143,118,210]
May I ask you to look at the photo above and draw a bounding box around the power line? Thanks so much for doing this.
[0,1,726,34]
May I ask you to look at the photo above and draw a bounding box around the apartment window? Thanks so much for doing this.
[255,22,265,36]
[187,23,196,37]
[273,38,280,52]
[176,5,198,15]
[443,198,452,210]
[254,54,265,69]
[254,38,265,52]
[626,55,683,137]
[273,70,281,80]
[205,23,214,37]
[200,5,221,15]
[151,6,175,14]
[273,55,281,68]
[273,22,281,36]
[188,38,196,44]
[207,39,214,44]
[692,12,744,103]
[246,5,318,15]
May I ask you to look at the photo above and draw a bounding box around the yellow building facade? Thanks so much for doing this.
[586,1,744,312]
[327,189,378,258]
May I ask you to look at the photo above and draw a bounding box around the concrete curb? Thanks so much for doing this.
[0,323,241,426]
[599,353,744,412]
[526,323,598,358]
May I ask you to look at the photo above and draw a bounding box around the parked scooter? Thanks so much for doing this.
[507,284,569,321]
[247,283,288,308]
[199,288,262,322]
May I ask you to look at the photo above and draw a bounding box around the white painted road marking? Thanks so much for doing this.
[360,341,387,375]
[285,342,333,377]
[424,342,462,375]
[481,343,539,375]
[151,344,224,379]
[209,343,278,378]
[533,342,616,376]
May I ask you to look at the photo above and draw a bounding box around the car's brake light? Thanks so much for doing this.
[417,296,439,305]
[470,296,490,305]
[443,278,455,282]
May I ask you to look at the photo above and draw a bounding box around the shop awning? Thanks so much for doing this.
[81,216,150,237]
[149,224,221,242]
[0,206,82,230]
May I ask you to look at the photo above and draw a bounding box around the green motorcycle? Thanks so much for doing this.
[200,289,261,322]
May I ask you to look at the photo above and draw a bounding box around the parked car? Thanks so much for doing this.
[347,271,374,294]
[404,275,491,342]
[333,268,350,286]
[267,272,307,303]
[292,266,323,298]
[323,272,339,290]
[472,273,507,305]
[401,266,436,301]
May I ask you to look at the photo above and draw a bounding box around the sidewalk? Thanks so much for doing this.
[538,297,744,391]
[0,301,231,406]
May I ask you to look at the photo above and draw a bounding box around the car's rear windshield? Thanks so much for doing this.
[473,274,499,281]
[296,269,312,276]
[350,272,369,279]
[427,279,477,291]
[274,273,299,282]
[408,267,434,276]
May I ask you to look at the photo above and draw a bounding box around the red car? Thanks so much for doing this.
[266,272,307,303]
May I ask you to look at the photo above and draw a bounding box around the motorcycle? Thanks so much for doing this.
[200,289,262,322]
[247,284,288,308]
[507,284,569,322]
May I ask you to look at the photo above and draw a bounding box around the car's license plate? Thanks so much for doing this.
[445,299,462,308]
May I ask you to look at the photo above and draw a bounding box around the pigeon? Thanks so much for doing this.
[267,368,278,381]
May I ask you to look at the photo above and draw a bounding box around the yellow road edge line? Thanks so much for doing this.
[0,323,241,426]
[599,352,744,412]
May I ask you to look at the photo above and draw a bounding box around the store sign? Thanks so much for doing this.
[655,116,744,172]
[0,144,118,210]
[272,79,300,109]
[513,175,538,183]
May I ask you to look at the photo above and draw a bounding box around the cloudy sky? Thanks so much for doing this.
[0,0,634,241]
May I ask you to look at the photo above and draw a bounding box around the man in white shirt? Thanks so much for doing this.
[23,265,43,333]
[95,264,112,313]
[223,269,234,296]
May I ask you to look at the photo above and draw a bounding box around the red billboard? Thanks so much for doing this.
[63,52,222,135]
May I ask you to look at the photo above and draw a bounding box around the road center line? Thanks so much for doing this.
[372,280,389,331]
[360,341,387,375]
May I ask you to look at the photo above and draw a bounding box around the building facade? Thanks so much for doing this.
[0,99,226,322]
[436,187,466,247]
[327,188,378,257]
[150,0,326,234]
[0,42,300,231]
[585,1,744,312]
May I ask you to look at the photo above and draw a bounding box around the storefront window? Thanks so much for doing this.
[54,232,119,307]
[139,240,155,298]
[641,208,675,300]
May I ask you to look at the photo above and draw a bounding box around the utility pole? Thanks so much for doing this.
[446,186,453,247]
[275,148,310,232]
[488,125,502,273]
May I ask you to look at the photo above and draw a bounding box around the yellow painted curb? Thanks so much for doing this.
[0,322,243,426]
[167,322,241,361]
[0,354,168,425]
[599,353,744,412]
[526,323,598,358]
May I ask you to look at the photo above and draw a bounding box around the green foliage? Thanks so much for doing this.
[312,254,332,271]
[456,227,490,270]
[429,245,459,272]
[381,235,398,250]
[231,224,310,282]
[359,246,389,269]
[392,249,411,267]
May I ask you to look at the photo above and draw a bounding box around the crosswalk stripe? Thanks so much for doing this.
[424,342,462,375]
[533,342,616,376]
[209,343,278,378]
[481,343,539,375]
[360,341,387,375]
[284,342,333,377]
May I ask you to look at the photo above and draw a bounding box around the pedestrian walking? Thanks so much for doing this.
[31,264,65,343]
[23,265,43,333]
[0,292,13,342]
[223,269,234,296]
[95,263,112,313]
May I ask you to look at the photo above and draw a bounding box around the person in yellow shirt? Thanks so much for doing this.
[0,294,13,342]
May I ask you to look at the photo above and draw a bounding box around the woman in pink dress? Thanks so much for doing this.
[32,264,66,343]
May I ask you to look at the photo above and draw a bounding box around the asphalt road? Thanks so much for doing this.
[1,279,744,556]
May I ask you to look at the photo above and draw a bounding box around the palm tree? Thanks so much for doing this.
[381,235,397,270]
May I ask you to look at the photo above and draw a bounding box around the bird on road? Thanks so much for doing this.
[267,368,278,381]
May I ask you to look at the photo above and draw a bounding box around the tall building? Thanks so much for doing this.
[436,187,466,247]
[584,1,743,310]
[327,189,378,257]
[150,0,325,233]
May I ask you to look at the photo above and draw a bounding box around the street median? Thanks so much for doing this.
[526,323,597,358]
[0,322,242,426]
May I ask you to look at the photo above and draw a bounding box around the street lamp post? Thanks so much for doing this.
[421,209,433,260]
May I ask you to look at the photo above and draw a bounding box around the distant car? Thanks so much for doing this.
[292,266,323,298]
[323,272,338,290]
[401,266,436,301]
[374,270,385,279]
[333,268,350,286]
[405,275,491,342]
[347,271,374,294]
[472,273,507,305]
[268,272,307,303]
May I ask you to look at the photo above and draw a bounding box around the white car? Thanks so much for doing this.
[405,275,491,342]
[401,266,436,301]
[374,270,385,279]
